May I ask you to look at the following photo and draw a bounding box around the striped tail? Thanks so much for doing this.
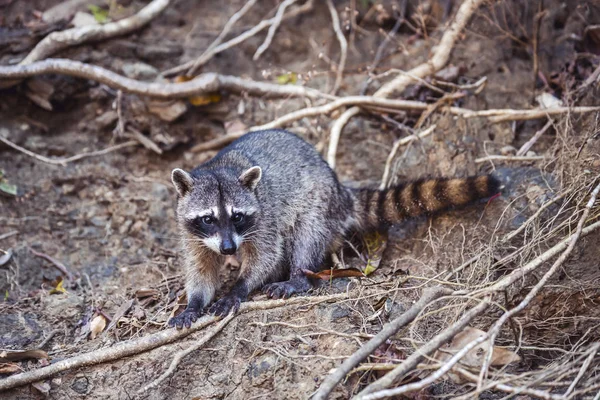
[355,175,501,228]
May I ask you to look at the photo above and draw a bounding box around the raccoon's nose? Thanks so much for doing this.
[220,238,237,255]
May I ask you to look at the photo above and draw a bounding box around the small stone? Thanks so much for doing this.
[526,150,537,157]
[93,110,118,129]
[62,184,76,195]
[71,11,98,28]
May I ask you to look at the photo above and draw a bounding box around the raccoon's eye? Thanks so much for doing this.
[231,212,245,223]
[201,216,215,225]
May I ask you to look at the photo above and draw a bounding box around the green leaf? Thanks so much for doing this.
[276,72,298,85]
[4,290,8,301]
[0,181,17,196]
[88,5,110,24]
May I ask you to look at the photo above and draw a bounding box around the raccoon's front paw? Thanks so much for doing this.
[209,295,242,317]
[263,278,311,299]
[168,308,201,329]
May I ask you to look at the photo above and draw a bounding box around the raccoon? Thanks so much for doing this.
[169,129,499,328]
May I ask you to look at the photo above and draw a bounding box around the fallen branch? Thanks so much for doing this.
[191,96,430,153]
[0,59,332,100]
[327,0,487,168]
[0,231,18,241]
[164,0,314,77]
[462,106,600,123]
[312,287,450,400]
[326,0,348,94]
[253,0,297,61]
[28,247,76,280]
[0,293,347,392]
[0,136,138,166]
[19,0,170,65]
[139,313,235,394]
[186,0,258,76]
[355,298,492,399]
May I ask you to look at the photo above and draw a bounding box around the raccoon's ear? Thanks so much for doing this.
[171,168,194,197]
[239,166,262,190]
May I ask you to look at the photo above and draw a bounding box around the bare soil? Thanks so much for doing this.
[1,0,600,399]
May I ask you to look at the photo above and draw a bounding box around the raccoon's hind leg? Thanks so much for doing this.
[263,221,329,299]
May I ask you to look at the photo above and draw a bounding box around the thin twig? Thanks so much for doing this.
[0,59,332,100]
[187,0,258,76]
[0,293,348,392]
[28,247,75,280]
[253,0,297,61]
[516,119,553,156]
[0,231,18,241]
[0,135,138,166]
[379,125,436,190]
[164,0,314,77]
[312,287,451,400]
[37,329,60,349]
[326,0,348,94]
[139,313,235,394]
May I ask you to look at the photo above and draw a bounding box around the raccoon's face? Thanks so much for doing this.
[171,166,262,255]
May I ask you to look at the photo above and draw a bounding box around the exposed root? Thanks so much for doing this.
[139,313,235,394]
[0,293,348,392]
[312,287,451,400]
[0,59,332,100]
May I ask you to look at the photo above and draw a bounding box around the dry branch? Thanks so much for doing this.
[475,155,545,164]
[326,0,348,94]
[253,0,297,61]
[20,0,170,65]
[164,0,314,77]
[139,313,235,394]
[191,96,431,153]
[0,59,332,100]
[186,0,258,77]
[0,293,347,392]
[355,298,492,399]
[327,0,487,168]
[462,107,600,122]
[312,287,451,400]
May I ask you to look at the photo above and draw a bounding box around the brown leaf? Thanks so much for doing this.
[0,363,21,374]
[431,326,521,383]
[303,268,364,280]
[147,99,187,122]
[25,78,54,111]
[89,314,107,339]
[0,349,48,362]
[31,381,51,395]
[135,288,159,299]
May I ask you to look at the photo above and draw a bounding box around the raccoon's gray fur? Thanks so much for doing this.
[169,129,499,328]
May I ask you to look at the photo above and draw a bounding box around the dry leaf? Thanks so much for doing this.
[25,78,54,111]
[0,349,48,362]
[188,93,221,106]
[303,268,364,280]
[224,119,247,135]
[431,326,521,383]
[147,99,187,122]
[89,314,107,339]
[49,277,67,295]
[363,231,387,275]
[0,363,21,374]
[105,299,134,333]
[31,381,51,395]
[135,288,159,299]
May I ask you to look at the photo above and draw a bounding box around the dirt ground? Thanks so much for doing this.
[1,0,600,399]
